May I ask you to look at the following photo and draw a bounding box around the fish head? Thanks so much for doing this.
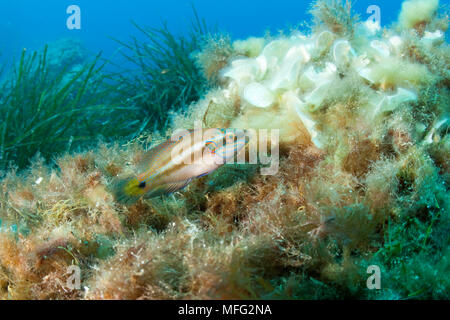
[203,128,250,163]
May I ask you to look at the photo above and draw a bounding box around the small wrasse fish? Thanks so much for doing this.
[111,128,250,204]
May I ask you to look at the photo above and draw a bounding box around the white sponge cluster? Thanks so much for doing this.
[399,0,440,29]
[215,8,443,148]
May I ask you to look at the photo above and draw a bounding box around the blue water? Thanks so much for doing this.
[1,0,432,66]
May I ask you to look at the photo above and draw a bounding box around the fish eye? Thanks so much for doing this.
[205,141,216,153]
[138,181,146,189]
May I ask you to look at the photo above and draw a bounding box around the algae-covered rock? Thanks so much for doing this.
[0,0,448,300]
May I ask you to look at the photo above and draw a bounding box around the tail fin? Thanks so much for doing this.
[110,176,146,205]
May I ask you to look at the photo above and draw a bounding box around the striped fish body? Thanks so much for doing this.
[112,128,249,204]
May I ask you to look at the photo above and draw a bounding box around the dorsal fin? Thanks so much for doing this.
[136,129,197,181]
[137,138,173,173]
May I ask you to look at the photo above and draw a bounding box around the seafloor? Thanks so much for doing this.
[0,0,448,299]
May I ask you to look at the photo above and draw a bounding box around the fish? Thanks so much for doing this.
[111,128,250,204]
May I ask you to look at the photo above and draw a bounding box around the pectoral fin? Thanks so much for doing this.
[164,179,193,194]
[137,139,173,172]
[144,179,193,198]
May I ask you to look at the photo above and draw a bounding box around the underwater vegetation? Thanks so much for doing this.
[0,41,111,171]
[0,0,449,300]
[112,10,210,134]
[0,39,143,172]
[0,14,210,171]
